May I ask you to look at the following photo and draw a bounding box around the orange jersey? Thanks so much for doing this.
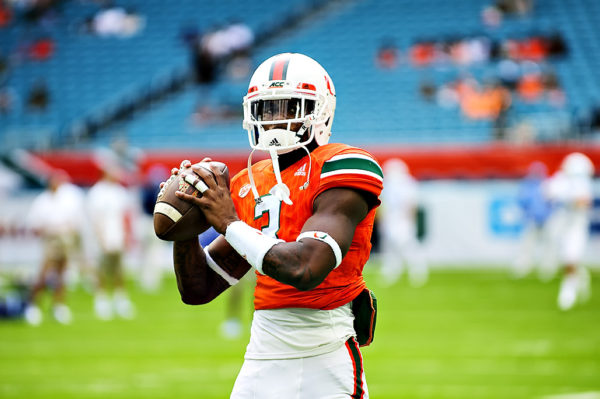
[230,143,383,310]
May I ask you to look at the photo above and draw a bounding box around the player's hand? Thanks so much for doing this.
[175,161,238,234]
[158,158,212,198]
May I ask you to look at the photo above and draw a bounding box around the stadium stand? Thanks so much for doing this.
[0,0,599,181]
[87,0,600,148]
[0,0,314,149]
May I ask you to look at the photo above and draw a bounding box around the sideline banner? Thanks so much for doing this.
[416,180,600,266]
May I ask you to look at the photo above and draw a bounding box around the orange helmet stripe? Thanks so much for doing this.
[269,57,290,80]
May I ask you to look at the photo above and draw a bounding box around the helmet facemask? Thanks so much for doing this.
[243,89,325,155]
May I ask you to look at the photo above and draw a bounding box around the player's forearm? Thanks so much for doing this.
[224,221,324,290]
[224,220,342,291]
[173,238,216,304]
[262,243,321,291]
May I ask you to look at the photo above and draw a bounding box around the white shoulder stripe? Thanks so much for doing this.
[320,169,384,182]
[204,246,239,286]
[327,153,378,163]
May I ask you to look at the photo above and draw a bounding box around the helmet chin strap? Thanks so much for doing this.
[247,118,315,206]
[246,147,293,206]
[298,145,312,191]
[268,147,293,205]
[246,149,261,202]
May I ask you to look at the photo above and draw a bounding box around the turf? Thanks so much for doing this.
[1,266,599,399]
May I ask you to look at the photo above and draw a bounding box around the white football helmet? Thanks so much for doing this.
[242,53,336,154]
[561,152,594,177]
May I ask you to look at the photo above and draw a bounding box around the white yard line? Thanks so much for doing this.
[542,392,600,399]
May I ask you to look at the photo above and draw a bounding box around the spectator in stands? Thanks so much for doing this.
[410,39,435,66]
[224,19,254,56]
[179,24,200,47]
[0,1,13,27]
[0,52,8,84]
[28,36,55,61]
[188,28,217,86]
[91,5,144,38]
[590,103,600,133]
[419,80,436,102]
[512,161,554,279]
[20,0,61,28]
[224,20,254,81]
[547,32,568,57]
[24,170,78,326]
[497,59,521,89]
[0,85,16,115]
[495,0,533,15]
[543,70,565,107]
[448,36,492,65]
[378,158,428,287]
[197,20,255,82]
[376,38,399,69]
[481,4,503,27]
[88,163,136,320]
[489,81,512,140]
[545,153,595,311]
[524,36,549,61]
[436,81,460,109]
[26,79,50,111]
[517,70,544,102]
[410,33,565,67]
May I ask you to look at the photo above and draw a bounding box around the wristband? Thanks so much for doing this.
[296,231,343,268]
[225,221,283,274]
[204,247,239,286]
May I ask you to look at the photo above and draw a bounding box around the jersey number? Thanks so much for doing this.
[254,194,282,238]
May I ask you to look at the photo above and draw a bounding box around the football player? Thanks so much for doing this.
[88,164,136,320]
[512,161,555,280]
[25,170,78,325]
[378,158,428,287]
[546,152,595,310]
[170,53,382,398]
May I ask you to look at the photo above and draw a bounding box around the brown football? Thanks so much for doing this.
[153,161,229,241]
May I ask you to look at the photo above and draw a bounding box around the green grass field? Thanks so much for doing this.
[1,265,599,399]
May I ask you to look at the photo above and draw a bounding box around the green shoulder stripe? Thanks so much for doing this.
[322,156,383,178]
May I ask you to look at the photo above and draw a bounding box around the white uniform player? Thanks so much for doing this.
[88,166,136,320]
[25,171,80,325]
[56,180,94,289]
[379,158,428,286]
[546,152,595,310]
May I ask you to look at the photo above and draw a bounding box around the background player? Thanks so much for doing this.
[169,53,382,398]
[24,170,80,325]
[378,157,428,287]
[88,164,136,320]
[512,161,555,280]
[546,152,595,310]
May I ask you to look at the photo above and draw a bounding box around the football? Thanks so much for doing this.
[153,161,229,241]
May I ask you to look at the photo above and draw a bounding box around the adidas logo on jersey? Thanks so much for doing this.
[269,138,281,146]
[294,163,307,176]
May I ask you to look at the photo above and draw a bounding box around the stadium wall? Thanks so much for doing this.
[33,143,600,186]
[419,180,600,267]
